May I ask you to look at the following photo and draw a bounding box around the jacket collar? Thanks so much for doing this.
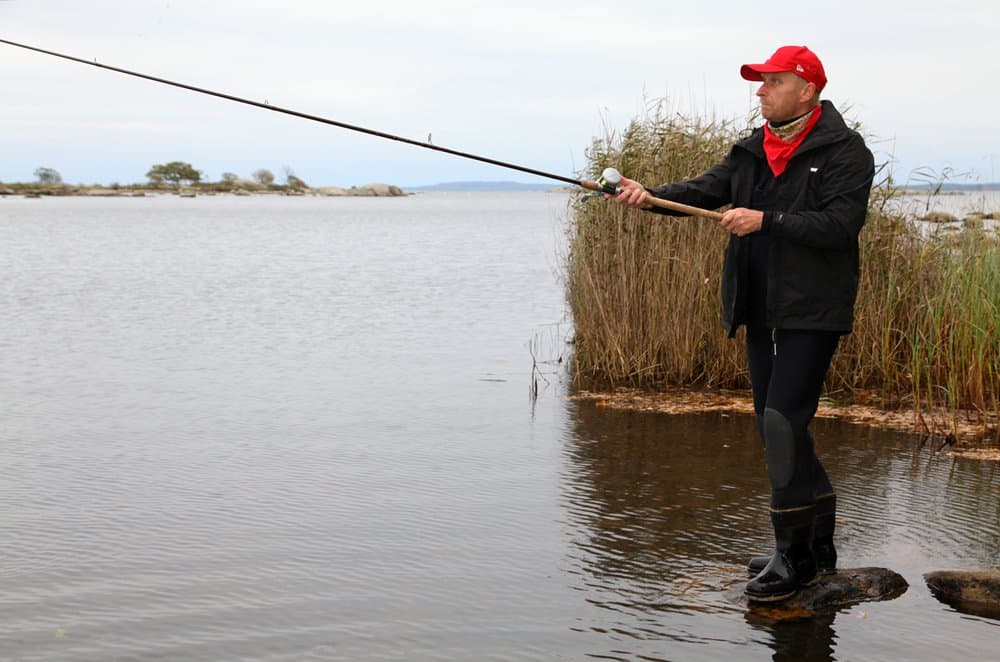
[737,100,850,159]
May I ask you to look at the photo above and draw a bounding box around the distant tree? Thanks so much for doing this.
[283,165,307,190]
[34,167,62,184]
[146,161,202,186]
[252,168,275,186]
[220,172,239,184]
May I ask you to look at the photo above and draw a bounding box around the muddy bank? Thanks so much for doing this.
[570,387,999,458]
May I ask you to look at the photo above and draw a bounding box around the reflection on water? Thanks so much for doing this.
[561,400,1000,660]
[561,403,766,592]
[752,611,837,662]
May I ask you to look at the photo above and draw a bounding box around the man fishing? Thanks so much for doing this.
[2,36,872,604]
[608,45,875,602]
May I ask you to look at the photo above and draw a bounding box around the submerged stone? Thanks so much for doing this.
[925,570,1000,620]
[726,567,908,621]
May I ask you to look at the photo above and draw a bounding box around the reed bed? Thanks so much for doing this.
[566,103,999,441]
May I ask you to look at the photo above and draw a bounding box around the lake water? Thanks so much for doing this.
[891,190,1000,218]
[888,190,1000,235]
[2,193,998,660]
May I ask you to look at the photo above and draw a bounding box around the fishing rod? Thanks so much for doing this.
[0,37,722,220]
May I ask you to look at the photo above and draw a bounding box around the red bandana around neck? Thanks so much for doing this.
[762,105,823,177]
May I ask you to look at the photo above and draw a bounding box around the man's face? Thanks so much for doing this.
[756,72,813,122]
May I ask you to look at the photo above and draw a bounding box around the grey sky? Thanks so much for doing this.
[2,0,997,187]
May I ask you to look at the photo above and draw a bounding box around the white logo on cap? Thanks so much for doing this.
[796,64,805,72]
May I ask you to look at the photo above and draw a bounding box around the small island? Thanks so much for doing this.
[0,162,407,198]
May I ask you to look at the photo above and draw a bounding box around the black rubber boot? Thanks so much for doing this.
[746,493,837,575]
[812,493,837,574]
[747,551,774,576]
[745,507,818,603]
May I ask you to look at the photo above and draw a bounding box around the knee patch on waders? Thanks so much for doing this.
[763,408,795,490]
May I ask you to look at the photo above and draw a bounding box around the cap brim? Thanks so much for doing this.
[740,63,788,81]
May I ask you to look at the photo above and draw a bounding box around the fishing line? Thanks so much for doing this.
[0,37,722,219]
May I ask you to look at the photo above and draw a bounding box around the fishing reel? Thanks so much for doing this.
[597,167,622,195]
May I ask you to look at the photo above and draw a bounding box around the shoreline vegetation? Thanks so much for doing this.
[566,102,999,449]
[0,181,408,198]
[5,161,413,198]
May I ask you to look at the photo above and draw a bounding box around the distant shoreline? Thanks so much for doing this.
[0,182,409,198]
[0,180,575,197]
[899,183,1000,193]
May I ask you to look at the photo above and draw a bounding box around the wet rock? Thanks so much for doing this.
[925,570,1000,620]
[317,183,405,197]
[361,182,404,197]
[725,567,908,621]
[316,186,349,197]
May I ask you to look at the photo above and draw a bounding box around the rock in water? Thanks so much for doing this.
[360,183,405,197]
[925,570,1000,620]
[726,567,908,621]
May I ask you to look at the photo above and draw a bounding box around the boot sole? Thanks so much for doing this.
[747,566,834,577]
[745,588,796,603]
[745,574,818,603]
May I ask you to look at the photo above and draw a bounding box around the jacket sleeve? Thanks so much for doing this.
[762,133,874,250]
[644,147,737,215]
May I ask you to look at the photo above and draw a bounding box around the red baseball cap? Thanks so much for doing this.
[740,45,827,92]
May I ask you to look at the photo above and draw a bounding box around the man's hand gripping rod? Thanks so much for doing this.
[582,168,724,221]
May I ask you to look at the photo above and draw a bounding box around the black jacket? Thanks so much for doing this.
[648,100,874,335]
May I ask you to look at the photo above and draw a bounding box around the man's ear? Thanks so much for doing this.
[800,81,817,103]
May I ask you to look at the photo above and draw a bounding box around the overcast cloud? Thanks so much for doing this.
[2,0,997,187]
